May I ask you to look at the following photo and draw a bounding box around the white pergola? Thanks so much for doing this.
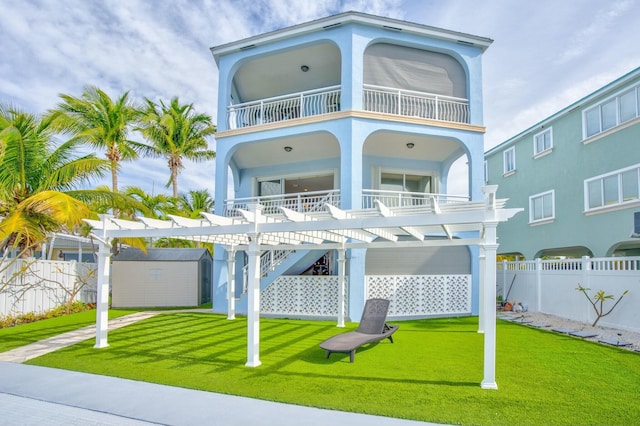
[85,185,520,389]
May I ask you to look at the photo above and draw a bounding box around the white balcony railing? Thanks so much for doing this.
[227,85,341,129]
[224,189,341,217]
[230,188,469,288]
[362,189,469,209]
[363,84,470,124]
[224,189,469,218]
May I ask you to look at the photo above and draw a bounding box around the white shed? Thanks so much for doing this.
[112,248,212,308]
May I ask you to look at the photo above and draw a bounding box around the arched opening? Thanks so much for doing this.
[534,246,594,259]
[364,43,466,98]
[608,241,640,257]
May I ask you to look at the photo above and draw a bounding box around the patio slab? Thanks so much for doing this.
[569,330,598,339]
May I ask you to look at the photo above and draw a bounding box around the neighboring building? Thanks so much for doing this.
[112,248,212,308]
[485,67,640,259]
[210,12,493,320]
[42,233,97,262]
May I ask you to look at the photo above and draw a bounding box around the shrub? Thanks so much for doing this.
[0,301,94,329]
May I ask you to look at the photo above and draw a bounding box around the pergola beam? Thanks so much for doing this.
[375,200,424,241]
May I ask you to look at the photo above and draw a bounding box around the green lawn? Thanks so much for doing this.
[19,312,640,425]
[0,309,137,353]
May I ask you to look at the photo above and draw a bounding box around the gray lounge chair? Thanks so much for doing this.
[320,298,399,362]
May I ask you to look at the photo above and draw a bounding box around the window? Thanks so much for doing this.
[529,190,555,223]
[583,83,640,139]
[484,160,488,183]
[380,172,432,193]
[584,164,640,211]
[503,147,515,175]
[533,128,553,156]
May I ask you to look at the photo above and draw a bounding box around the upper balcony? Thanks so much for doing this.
[226,84,470,130]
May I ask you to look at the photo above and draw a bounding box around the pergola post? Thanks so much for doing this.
[481,224,499,389]
[94,215,112,349]
[337,247,346,327]
[245,204,262,367]
[478,249,486,333]
[227,246,236,320]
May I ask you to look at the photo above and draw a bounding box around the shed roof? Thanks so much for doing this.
[114,248,211,262]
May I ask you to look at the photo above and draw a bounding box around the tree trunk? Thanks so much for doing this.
[171,167,179,198]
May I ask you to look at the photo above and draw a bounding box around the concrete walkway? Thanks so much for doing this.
[0,312,442,425]
[0,311,162,363]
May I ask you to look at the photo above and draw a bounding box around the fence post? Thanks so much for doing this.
[502,260,507,300]
[536,258,542,312]
[582,256,591,323]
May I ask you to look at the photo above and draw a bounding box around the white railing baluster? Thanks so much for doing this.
[227,85,341,129]
[362,84,469,124]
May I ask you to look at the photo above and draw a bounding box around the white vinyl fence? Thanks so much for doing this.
[498,257,640,332]
[0,259,97,317]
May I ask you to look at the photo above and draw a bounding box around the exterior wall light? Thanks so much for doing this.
[406,142,415,149]
[284,146,293,152]
[300,65,310,72]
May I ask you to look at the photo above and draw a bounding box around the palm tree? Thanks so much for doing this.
[48,86,142,194]
[137,97,216,198]
[0,104,111,253]
[177,189,214,219]
[124,186,175,219]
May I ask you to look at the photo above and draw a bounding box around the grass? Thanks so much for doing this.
[19,312,640,425]
[0,308,138,353]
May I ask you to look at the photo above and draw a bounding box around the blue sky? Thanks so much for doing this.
[1,0,639,197]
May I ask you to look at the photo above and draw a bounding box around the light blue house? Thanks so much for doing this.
[210,12,494,321]
[86,12,521,385]
[485,67,640,259]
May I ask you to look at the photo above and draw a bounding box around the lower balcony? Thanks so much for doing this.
[223,189,468,217]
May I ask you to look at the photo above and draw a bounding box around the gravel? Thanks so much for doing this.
[497,311,640,352]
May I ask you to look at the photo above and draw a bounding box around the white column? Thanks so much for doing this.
[246,235,261,367]
[478,249,486,333]
[245,203,263,367]
[227,247,236,320]
[337,247,346,327]
[94,230,112,349]
[481,222,499,390]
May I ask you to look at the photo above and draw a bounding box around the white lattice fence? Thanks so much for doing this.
[366,275,472,316]
[261,276,347,317]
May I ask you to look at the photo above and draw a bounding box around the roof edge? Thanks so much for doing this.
[485,66,640,157]
[210,11,493,61]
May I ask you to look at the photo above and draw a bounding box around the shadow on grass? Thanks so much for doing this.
[34,313,485,391]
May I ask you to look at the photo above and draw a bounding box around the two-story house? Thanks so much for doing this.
[485,67,640,259]
[210,11,497,321]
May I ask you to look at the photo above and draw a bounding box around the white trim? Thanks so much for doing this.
[584,163,640,212]
[582,83,640,140]
[582,115,640,145]
[533,127,553,157]
[503,147,515,175]
[529,190,555,224]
